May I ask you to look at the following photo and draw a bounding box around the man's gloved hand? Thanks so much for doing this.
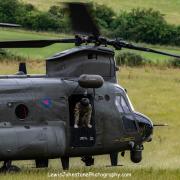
[74,124,79,128]
[87,124,92,128]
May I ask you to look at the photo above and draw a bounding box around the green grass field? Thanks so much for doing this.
[21,0,180,25]
[0,62,179,179]
[1,28,180,62]
[0,1,180,179]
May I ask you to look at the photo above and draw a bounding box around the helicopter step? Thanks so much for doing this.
[70,127,96,147]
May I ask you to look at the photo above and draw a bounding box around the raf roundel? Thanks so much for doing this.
[40,98,52,109]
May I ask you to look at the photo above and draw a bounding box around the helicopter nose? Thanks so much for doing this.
[134,112,153,142]
[144,121,153,142]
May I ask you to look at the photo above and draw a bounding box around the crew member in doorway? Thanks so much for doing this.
[74,98,92,128]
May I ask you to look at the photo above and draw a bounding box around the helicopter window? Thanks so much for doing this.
[115,96,131,113]
[104,94,110,101]
[125,93,135,111]
[115,96,123,113]
[121,96,130,113]
[115,86,134,112]
[15,104,29,120]
[122,115,137,132]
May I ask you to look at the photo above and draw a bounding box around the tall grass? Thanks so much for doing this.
[0,62,179,179]
[0,60,45,74]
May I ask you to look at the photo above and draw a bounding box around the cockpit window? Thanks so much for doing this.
[121,96,130,113]
[115,86,135,112]
[125,93,135,111]
[115,96,123,113]
[115,95,131,113]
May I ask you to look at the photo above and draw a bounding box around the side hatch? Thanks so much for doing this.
[68,94,96,147]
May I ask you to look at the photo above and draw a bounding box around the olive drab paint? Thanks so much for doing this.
[0,46,153,170]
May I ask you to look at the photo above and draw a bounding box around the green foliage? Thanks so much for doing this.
[0,0,180,46]
[110,8,180,46]
[20,5,69,33]
[169,58,180,67]
[0,0,69,32]
[116,52,147,66]
[48,6,70,33]
[48,5,65,19]
[0,0,22,23]
[0,48,26,61]
[20,12,59,31]
[92,3,115,29]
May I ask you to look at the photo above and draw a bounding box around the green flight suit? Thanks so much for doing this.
[74,102,92,127]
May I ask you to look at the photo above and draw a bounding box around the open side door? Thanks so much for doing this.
[68,94,96,147]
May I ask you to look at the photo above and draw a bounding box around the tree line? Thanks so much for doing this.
[0,0,179,46]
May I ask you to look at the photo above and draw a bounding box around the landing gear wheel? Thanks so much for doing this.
[130,150,142,163]
[110,152,118,166]
[130,144,143,163]
[81,156,94,166]
[0,161,20,173]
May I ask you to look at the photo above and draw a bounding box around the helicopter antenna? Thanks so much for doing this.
[153,123,168,127]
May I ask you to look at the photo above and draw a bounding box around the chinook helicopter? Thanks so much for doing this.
[0,3,179,172]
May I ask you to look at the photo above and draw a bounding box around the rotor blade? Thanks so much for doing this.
[0,23,21,28]
[66,2,100,36]
[112,40,180,58]
[0,38,75,48]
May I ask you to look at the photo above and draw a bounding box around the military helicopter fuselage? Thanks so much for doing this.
[0,1,179,172]
[0,46,153,169]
